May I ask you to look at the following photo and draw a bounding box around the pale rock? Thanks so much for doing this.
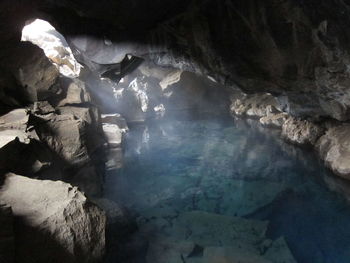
[317,124,350,179]
[103,124,124,147]
[58,79,91,106]
[260,112,289,127]
[281,117,324,145]
[101,114,128,132]
[0,173,106,263]
[0,109,30,148]
[230,92,281,118]
[159,70,183,91]
[21,19,82,78]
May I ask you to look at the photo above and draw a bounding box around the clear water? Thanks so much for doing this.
[104,115,350,263]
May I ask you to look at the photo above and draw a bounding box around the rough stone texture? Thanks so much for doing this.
[317,124,350,179]
[0,109,30,148]
[281,117,324,145]
[230,92,280,118]
[260,112,289,127]
[0,173,106,263]
[57,78,91,106]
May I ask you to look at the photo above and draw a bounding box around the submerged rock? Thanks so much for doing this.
[0,173,106,263]
[144,211,296,263]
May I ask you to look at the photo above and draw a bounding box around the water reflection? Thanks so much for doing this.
[105,116,350,263]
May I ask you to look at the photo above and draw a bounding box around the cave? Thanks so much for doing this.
[1,1,350,263]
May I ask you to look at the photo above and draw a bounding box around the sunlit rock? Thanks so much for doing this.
[57,78,91,106]
[21,19,82,78]
[159,70,182,91]
[0,109,30,148]
[0,173,106,263]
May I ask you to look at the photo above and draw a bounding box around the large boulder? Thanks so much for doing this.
[317,124,350,179]
[281,117,324,145]
[0,173,106,263]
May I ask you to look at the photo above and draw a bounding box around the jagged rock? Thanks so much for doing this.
[0,173,106,263]
[33,113,91,166]
[33,101,56,115]
[21,19,82,78]
[58,78,91,106]
[260,112,289,127]
[281,117,324,145]
[8,43,60,103]
[317,124,350,179]
[0,204,14,263]
[0,108,30,148]
[159,70,182,91]
[230,92,280,118]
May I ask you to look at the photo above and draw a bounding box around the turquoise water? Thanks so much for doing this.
[105,116,350,263]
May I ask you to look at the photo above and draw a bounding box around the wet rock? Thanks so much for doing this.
[202,246,270,263]
[105,148,124,171]
[0,204,14,263]
[260,112,289,127]
[317,124,350,179]
[263,237,297,263]
[171,211,268,247]
[101,114,128,170]
[230,92,281,118]
[281,117,324,145]
[103,124,125,147]
[101,113,128,131]
[0,173,106,263]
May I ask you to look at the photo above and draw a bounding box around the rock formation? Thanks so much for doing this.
[0,173,106,263]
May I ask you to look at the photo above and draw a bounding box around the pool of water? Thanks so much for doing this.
[104,115,350,263]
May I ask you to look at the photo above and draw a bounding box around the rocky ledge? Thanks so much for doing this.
[230,90,350,180]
